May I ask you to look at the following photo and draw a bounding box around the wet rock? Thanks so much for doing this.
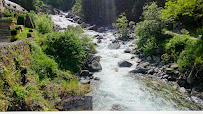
[124,48,132,53]
[170,64,178,70]
[96,35,103,39]
[137,62,149,68]
[118,61,133,67]
[166,68,173,74]
[97,39,102,43]
[97,27,105,33]
[111,104,126,111]
[129,66,147,74]
[80,79,90,85]
[178,87,187,94]
[94,77,100,81]
[146,56,152,62]
[152,55,161,63]
[108,42,120,49]
[131,56,135,59]
[81,22,87,28]
[147,69,155,75]
[80,70,92,77]
[89,60,102,72]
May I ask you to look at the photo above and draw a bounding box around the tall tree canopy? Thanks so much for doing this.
[162,0,203,20]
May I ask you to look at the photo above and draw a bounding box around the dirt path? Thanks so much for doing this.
[165,30,198,40]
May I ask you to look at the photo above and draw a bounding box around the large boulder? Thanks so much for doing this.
[118,61,133,67]
[97,27,105,33]
[89,60,102,72]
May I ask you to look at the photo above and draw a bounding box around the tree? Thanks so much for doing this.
[113,12,134,39]
[162,0,203,25]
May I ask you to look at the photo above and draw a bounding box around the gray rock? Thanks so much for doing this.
[146,56,152,62]
[92,56,101,63]
[170,64,178,70]
[89,60,102,72]
[97,39,102,43]
[108,43,120,49]
[97,27,105,33]
[118,61,133,67]
[81,22,87,28]
[147,69,155,75]
[129,66,147,74]
[124,48,132,53]
[178,87,187,94]
[80,79,90,85]
[166,68,173,74]
[152,55,161,63]
[94,77,100,81]
[137,62,149,68]
[111,104,126,111]
[80,70,92,77]
[96,35,103,39]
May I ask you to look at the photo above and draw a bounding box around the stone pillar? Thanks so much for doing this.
[0,0,5,12]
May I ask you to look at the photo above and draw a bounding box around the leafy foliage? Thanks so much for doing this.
[162,0,203,20]
[113,12,134,39]
[134,2,171,55]
[44,31,85,73]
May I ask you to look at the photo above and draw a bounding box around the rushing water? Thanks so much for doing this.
[52,14,199,111]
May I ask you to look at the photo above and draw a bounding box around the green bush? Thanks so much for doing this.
[35,14,53,34]
[4,10,14,17]
[30,43,59,80]
[134,2,172,56]
[80,35,96,54]
[143,37,157,56]
[113,12,134,40]
[28,11,53,34]
[44,31,86,73]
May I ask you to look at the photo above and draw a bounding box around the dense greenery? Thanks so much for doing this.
[113,12,134,40]
[44,31,85,73]
[134,2,170,55]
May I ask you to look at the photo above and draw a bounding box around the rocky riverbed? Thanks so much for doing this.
[52,12,203,111]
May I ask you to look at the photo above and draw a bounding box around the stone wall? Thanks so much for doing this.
[0,38,33,72]
[0,20,11,42]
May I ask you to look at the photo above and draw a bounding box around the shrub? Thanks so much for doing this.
[4,10,14,17]
[113,12,134,40]
[35,14,53,34]
[44,31,86,73]
[30,43,59,80]
[28,11,53,34]
[142,37,157,56]
[180,29,189,35]
[80,35,96,54]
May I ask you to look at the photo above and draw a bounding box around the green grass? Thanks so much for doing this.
[17,27,33,41]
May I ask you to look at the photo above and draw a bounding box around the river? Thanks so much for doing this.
[52,13,200,111]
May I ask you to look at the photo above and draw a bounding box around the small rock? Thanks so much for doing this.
[152,55,161,63]
[94,77,100,81]
[179,87,187,94]
[118,61,133,67]
[124,48,132,53]
[80,79,90,85]
[97,39,102,43]
[111,104,126,111]
[137,62,149,68]
[146,56,152,62]
[27,33,32,38]
[170,64,178,70]
[80,70,92,77]
[147,69,155,75]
